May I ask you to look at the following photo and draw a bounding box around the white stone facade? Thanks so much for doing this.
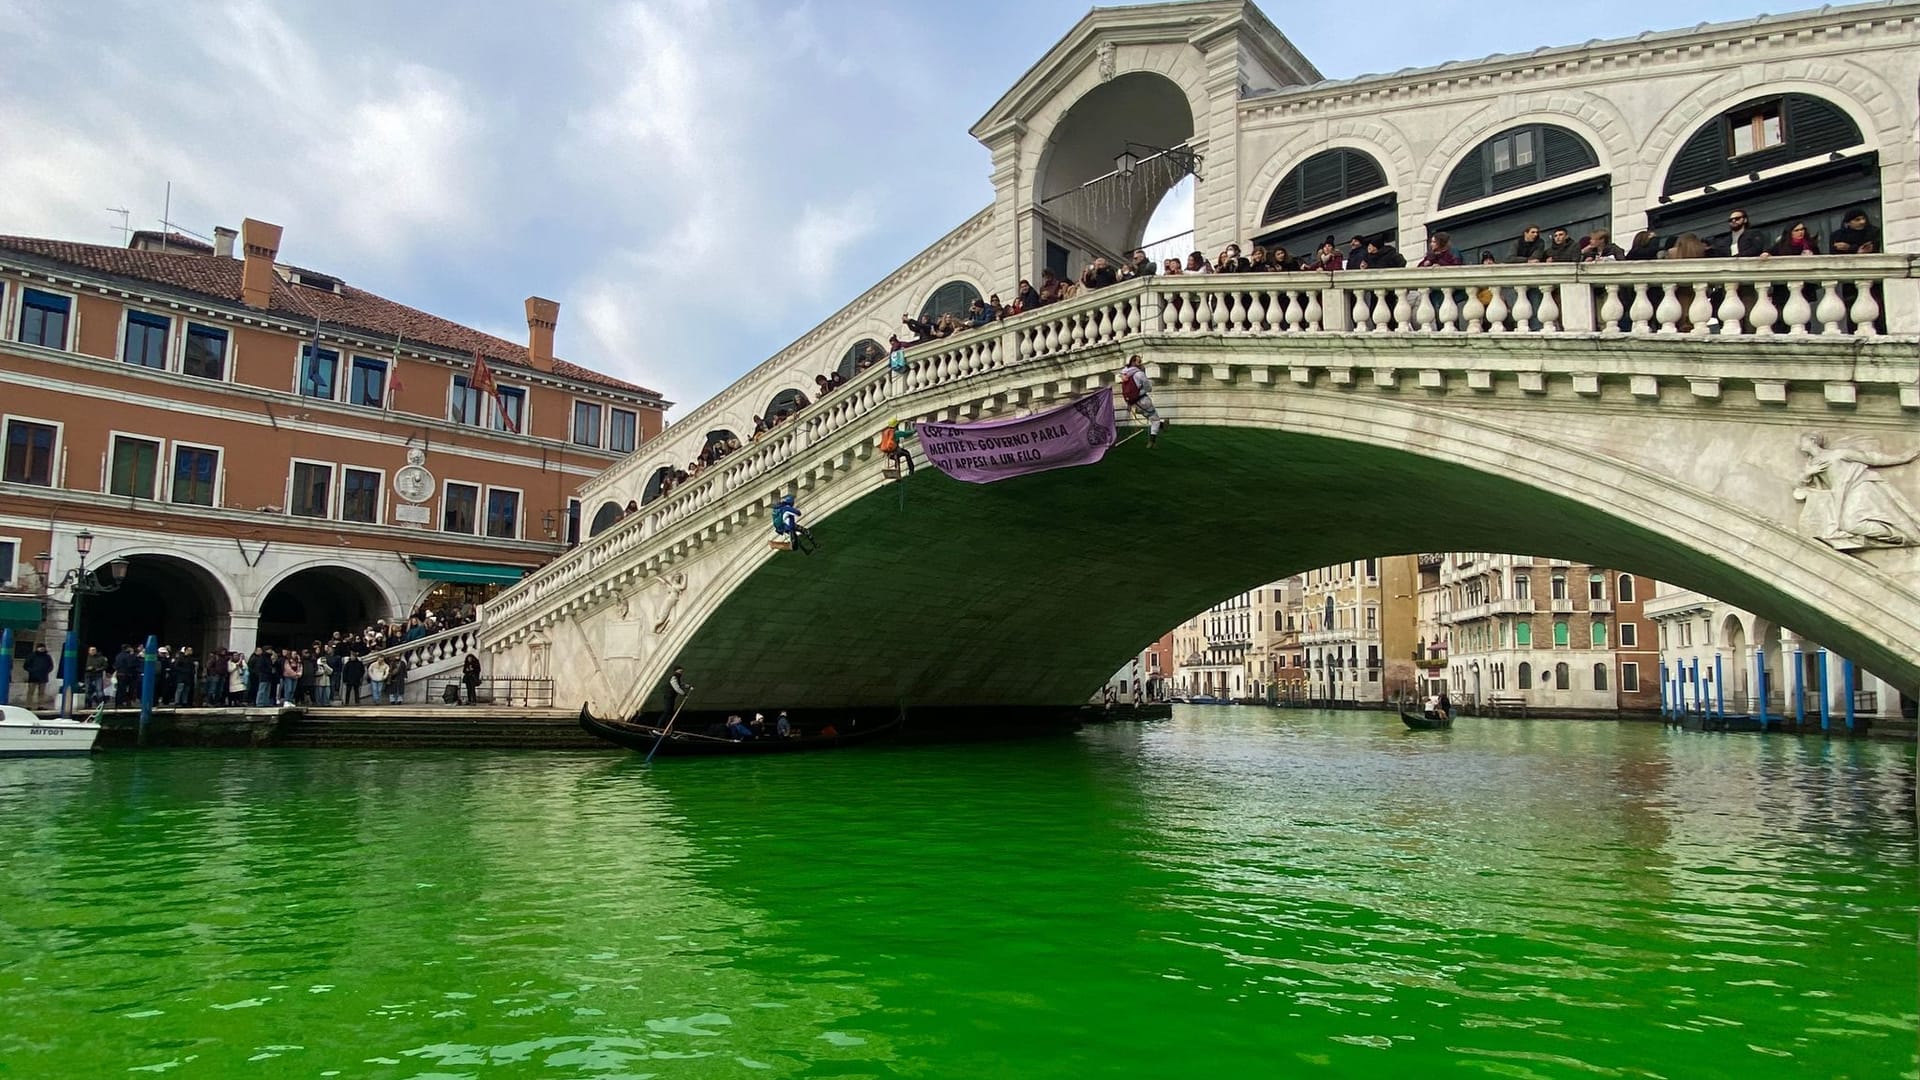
[1645,582,1906,722]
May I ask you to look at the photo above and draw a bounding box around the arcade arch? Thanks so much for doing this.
[78,553,233,659]
[258,565,388,647]
[1430,124,1608,262]
[1254,147,1396,258]
[1031,71,1197,265]
[838,339,885,380]
[589,500,624,537]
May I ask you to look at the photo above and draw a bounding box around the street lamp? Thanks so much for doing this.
[1113,142,1203,181]
[43,530,129,717]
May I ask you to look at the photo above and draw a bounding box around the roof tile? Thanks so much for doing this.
[0,233,660,398]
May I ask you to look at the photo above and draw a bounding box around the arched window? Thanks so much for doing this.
[1617,575,1636,604]
[1663,94,1864,196]
[763,389,810,424]
[641,466,674,506]
[1262,148,1387,225]
[839,339,884,379]
[1553,621,1569,647]
[1592,621,1608,647]
[920,281,982,322]
[1439,124,1599,209]
[1593,663,1609,692]
[1518,662,1532,690]
[588,500,623,536]
[1515,621,1531,646]
[1555,662,1571,690]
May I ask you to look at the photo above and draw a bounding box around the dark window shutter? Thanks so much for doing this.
[1540,127,1596,179]
[921,281,981,321]
[1663,94,1864,195]
[1785,94,1862,157]
[1439,152,1487,209]
[1262,149,1389,225]
[1664,125,1725,195]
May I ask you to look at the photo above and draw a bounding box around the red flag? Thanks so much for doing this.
[472,352,517,434]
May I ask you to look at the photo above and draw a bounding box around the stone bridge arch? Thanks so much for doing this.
[484,318,1920,719]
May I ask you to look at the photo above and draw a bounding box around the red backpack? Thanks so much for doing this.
[1120,371,1143,404]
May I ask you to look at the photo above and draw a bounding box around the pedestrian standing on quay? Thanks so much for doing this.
[343,652,366,705]
[24,644,53,710]
[84,646,109,706]
[227,652,247,705]
[313,652,333,705]
[388,656,409,704]
[460,653,482,705]
[368,655,390,706]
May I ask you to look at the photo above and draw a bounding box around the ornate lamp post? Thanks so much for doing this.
[35,531,129,717]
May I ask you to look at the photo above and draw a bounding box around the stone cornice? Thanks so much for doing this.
[1238,1,1920,122]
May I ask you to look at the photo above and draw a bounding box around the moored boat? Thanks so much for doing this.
[1400,709,1453,731]
[0,704,101,756]
[578,704,899,756]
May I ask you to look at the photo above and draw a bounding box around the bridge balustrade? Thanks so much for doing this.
[481,253,1916,639]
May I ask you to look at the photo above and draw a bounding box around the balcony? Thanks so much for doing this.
[1550,598,1575,613]
[1588,598,1613,614]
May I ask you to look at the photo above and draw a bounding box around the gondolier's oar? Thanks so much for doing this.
[644,691,694,765]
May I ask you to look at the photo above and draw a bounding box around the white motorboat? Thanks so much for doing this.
[0,704,101,756]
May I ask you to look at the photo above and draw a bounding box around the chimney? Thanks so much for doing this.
[239,218,283,309]
[213,226,238,259]
[525,296,559,372]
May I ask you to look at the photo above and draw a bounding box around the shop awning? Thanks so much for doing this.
[411,558,532,586]
[0,597,44,631]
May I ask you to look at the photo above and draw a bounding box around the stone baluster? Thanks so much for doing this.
[1654,283,1683,333]
[1436,290,1459,332]
[1598,285,1625,334]
[1285,290,1305,331]
[1628,284,1654,335]
[1227,290,1247,332]
[1780,281,1812,335]
[1303,290,1323,330]
[1351,291,1372,332]
[1414,289,1436,331]
[1392,290,1413,333]
[1717,281,1748,335]
[1204,291,1225,332]
[1748,283,1779,336]
[1537,287,1561,332]
[1181,292,1199,332]
[1371,290,1393,332]
[1813,281,1847,335]
[1510,287,1534,333]
[1126,299,1142,335]
[1849,280,1881,336]
[1485,287,1510,334]
[1070,313,1087,350]
[1246,290,1267,332]
[1044,320,1061,354]
[1687,285,1713,336]
[1462,289,1486,333]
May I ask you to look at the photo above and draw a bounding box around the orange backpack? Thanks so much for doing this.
[879,426,898,454]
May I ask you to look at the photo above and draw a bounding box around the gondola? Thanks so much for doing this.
[578,704,900,756]
[1400,709,1453,731]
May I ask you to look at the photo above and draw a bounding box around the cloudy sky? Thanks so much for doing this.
[1,0,1771,412]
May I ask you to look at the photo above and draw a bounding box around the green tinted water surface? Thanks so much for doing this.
[2,709,1914,1078]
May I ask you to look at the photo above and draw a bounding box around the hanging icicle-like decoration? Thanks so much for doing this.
[1038,147,1196,254]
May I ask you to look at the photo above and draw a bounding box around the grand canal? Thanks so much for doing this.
[1,708,1913,1078]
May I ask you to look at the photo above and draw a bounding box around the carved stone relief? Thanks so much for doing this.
[1793,431,1920,551]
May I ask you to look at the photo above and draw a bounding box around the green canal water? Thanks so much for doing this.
[2,708,1914,1079]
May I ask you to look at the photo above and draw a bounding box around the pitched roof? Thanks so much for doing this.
[0,233,662,399]
[128,230,215,254]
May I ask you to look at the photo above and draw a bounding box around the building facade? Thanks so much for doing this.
[0,219,666,682]
[1299,557,1417,706]
[1430,553,1661,713]
[1645,582,1908,723]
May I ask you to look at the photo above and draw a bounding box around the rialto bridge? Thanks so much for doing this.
[473,0,1920,715]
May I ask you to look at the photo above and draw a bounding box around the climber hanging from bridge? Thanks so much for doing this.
[879,418,915,478]
[771,493,817,554]
[1118,354,1167,448]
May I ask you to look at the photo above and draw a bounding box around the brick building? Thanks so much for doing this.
[0,218,666,676]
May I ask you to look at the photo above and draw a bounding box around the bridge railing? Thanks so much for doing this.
[483,254,1916,634]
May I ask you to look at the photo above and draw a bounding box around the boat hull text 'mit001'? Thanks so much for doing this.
[0,705,101,757]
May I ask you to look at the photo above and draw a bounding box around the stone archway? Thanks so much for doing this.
[1722,614,1751,707]
[78,553,234,660]
[589,500,624,537]
[1032,71,1197,260]
[258,565,389,648]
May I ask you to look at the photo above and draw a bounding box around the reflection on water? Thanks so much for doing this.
[0,708,1911,1078]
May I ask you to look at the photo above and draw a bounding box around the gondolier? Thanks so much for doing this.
[664,666,692,716]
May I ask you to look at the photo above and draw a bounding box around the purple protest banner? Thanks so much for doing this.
[917,388,1117,484]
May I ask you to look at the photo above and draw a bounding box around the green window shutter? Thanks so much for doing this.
[1514,622,1531,646]
[1592,622,1607,646]
[1553,621,1569,647]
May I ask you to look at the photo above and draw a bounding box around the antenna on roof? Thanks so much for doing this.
[106,207,132,244]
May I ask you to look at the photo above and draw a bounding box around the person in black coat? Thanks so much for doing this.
[342,653,366,705]
[1714,208,1769,258]
[23,644,54,709]
[460,653,482,705]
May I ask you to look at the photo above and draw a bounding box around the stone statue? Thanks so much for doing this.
[651,571,689,635]
[1097,41,1116,81]
[1793,431,1920,549]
